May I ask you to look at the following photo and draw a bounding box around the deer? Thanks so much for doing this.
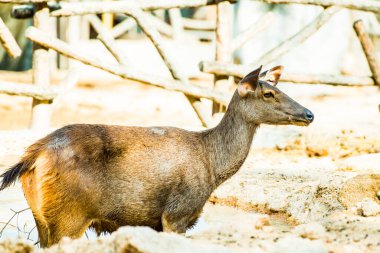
[0,65,313,248]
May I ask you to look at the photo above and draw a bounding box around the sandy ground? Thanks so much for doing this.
[0,40,379,252]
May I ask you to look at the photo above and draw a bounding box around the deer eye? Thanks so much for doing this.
[263,92,274,98]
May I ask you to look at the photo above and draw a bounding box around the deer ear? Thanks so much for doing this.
[260,65,283,86]
[238,65,262,97]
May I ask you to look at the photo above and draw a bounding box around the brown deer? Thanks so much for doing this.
[0,66,313,247]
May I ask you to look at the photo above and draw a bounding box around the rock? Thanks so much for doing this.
[305,144,329,157]
[0,226,232,253]
[0,239,34,253]
[254,215,270,229]
[339,154,380,172]
[338,174,380,209]
[272,236,328,253]
[293,223,329,241]
[113,226,232,253]
[355,198,380,217]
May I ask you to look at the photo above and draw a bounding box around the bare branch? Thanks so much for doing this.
[0,208,30,237]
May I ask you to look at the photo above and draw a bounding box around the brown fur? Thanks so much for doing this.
[0,66,313,247]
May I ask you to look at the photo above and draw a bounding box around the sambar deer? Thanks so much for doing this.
[0,66,313,247]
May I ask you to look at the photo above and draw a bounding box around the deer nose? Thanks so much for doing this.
[305,110,314,122]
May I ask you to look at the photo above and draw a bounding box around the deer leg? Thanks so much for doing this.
[34,218,48,248]
[161,210,201,233]
[44,211,91,247]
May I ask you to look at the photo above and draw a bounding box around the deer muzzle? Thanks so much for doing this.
[293,108,314,126]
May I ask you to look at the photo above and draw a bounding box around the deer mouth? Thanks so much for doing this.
[283,113,312,126]
[292,119,311,126]
[287,115,312,126]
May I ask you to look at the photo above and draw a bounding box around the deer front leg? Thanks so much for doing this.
[161,210,201,234]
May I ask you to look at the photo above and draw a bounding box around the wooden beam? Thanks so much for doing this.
[182,18,215,31]
[86,14,128,65]
[200,61,374,86]
[252,0,380,14]
[11,3,61,19]
[280,73,374,86]
[0,17,22,58]
[353,20,380,88]
[111,18,136,38]
[50,0,237,17]
[250,6,340,67]
[25,27,229,105]
[0,81,58,100]
[126,6,209,126]
[148,14,173,38]
[0,0,49,3]
[5,0,380,14]
[126,6,187,82]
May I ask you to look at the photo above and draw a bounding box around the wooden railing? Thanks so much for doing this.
[0,0,379,129]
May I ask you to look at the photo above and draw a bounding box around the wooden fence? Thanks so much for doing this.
[0,0,379,129]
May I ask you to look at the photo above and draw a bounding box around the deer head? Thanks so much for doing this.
[236,65,314,126]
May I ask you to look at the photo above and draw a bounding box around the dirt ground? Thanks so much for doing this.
[0,40,380,252]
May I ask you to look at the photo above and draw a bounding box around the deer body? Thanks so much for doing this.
[0,66,313,247]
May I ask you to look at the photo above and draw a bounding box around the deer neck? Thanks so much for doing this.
[201,93,259,186]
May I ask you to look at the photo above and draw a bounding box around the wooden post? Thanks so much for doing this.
[168,8,183,40]
[213,0,232,114]
[353,20,380,88]
[102,0,114,29]
[30,3,52,129]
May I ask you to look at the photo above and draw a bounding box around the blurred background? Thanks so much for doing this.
[0,0,379,131]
